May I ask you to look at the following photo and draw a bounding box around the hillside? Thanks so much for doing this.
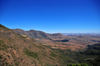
[50,43,100,66]
[0,24,64,66]
[81,43,100,55]
[79,43,100,66]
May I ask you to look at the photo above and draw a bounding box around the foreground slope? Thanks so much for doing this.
[0,24,62,66]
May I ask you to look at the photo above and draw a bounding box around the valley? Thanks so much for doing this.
[12,29,100,51]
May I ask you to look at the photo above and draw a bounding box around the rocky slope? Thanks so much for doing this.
[0,24,63,66]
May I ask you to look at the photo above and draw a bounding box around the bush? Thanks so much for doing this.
[50,51,57,57]
[0,40,4,45]
[67,63,88,66]
[24,48,38,58]
[0,55,2,59]
[0,40,8,50]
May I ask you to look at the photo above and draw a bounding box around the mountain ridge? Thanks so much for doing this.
[12,29,66,40]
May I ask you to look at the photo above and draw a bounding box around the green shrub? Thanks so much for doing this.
[0,55,2,59]
[49,56,53,59]
[67,63,88,66]
[9,65,14,66]
[50,51,57,57]
[0,40,8,50]
[33,44,44,49]
[45,63,56,66]
[24,48,38,58]
[15,61,20,66]
[0,40,4,45]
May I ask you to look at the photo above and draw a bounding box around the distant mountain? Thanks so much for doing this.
[12,29,51,39]
[62,33,84,35]
[62,33,100,37]
[12,29,67,40]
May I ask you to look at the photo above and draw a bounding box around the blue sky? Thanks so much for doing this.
[0,0,100,33]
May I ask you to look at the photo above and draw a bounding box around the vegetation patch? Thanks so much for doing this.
[15,61,20,66]
[49,56,53,60]
[0,55,3,59]
[33,44,44,49]
[0,40,8,50]
[0,55,14,66]
[10,45,19,50]
[50,51,57,57]
[87,56,100,66]
[1,62,15,66]
[24,48,38,58]
[67,63,88,66]
[0,40,4,44]
[45,63,57,66]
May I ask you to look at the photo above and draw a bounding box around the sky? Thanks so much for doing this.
[0,0,100,33]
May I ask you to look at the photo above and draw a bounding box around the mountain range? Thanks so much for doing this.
[0,24,100,66]
[12,29,66,40]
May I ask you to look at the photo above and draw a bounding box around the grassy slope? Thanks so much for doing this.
[0,24,63,66]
